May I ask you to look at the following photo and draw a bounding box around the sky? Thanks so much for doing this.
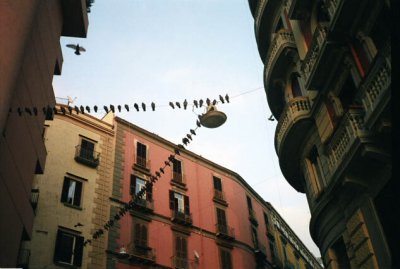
[53,0,320,257]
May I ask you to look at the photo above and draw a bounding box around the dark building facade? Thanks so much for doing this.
[0,1,89,266]
[247,0,393,268]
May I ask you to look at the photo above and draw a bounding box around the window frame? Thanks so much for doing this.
[53,229,84,267]
[219,248,233,269]
[61,176,84,209]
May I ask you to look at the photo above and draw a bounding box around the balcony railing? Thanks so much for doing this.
[275,97,312,154]
[171,256,189,269]
[135,155,150,170]
[301,24,328,87]
[16,249,30,268]
[357,44,391,126]
[132,197,154,212]
[171,210,192,225]
[213,189,226,201]
[215,223,235,239]
[30,189,39,214]
[171,172,186,185]
[74,145,100,168]
[325,108,369,181]
[265,30,296,81]
[128,244,156,263]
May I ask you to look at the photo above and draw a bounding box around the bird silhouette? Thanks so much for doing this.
[175,102,181,109]
[33,107,38,116]
[117,105,121,112]
[124,104,129,112]
[80,105,85,114]
[199,99,204,107]
[151,102,156,111]
[25,107,32,115]
[193,100,198,108]
[86,106,91,113]
[66,44,86,55]
[186,134,192,141]
[134,103,139,111]
[94,105,98,112]
[169,102,175,109]
[103,106,109,113]
[225,94,230,103]
[68,106,73,115]
[196,120,201,127]
[110,105,115,113]
[74,106,79,114]
[164,161,171,166]
[212,99,217,105]
[183,99,188,110]
[141,103,146,111]
[190,129,196,136]
[268,115,275,121]
[74,222,84,227]
[206,98,211,106]
[182,137,189,145]
[159,167,165,174]
[219,95,225,104]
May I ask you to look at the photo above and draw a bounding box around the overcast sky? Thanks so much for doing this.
[53,0,320,257]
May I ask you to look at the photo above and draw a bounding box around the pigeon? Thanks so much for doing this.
[268,115,275,121]
[206,98,211,106]
[219,95,225,104]
[86,106,91,113]
[159,167,165,174]
[193,100,198,108]
[151,102,156,111]
[110,105,115,113]
[196,120,201,127]
[74,106,79,114]
[182,137,190,145]
[212,99,217,105]
[164,161,171,166]
[199,99,204,107]
[68,106,73,115]
[183,99,188,110]
[124,104,129,112]
[186,134,192,140]
[134,103,139,111]
[175,102,181,109]
[169,102,175,109]
[190,129,196,135]
[61,106,66,115]
[117,105,121,112]
[33,107,38,116]
[94,105,98,112]
[103,106,109,113]
[225,94,230,103]
[80,105,85,114]
[66,44,86,55]
[141,103,146,111]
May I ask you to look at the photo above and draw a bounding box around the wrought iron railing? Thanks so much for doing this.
[213,189,226,201]
[171,210,192,224]
[132,196,154,211]
[172,172,185,184]
[135,155,150,169]
[75,145,100,168]
[171,256,189,269]
[215,223,235,238]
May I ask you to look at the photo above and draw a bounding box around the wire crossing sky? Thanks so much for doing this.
[53,0,320,257]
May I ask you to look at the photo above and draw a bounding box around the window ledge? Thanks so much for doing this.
[62,203,83,211]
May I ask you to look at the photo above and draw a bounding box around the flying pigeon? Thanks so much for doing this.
[66,44,86,55]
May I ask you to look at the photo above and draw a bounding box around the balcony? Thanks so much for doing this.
[212,189,228,206]
[274,97,313,192]
[171,256,189,269]
[254,242,267,261]
[215,224,235,240]
[74,145,100,168]
[248,209,258,226]
[356,43,391,128]
[133,156,151,171]
[131,197,154,212]
[284,0,312,20]
[254,0,283,62]
[264,30,296,117]
[325,108,372,182]
[171,210,192,226]
[127,245,156,265]
[30,189,39,214]
[16,249,30,269]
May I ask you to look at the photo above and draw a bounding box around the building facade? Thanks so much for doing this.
[0,0,89,266]
[27,105,114,269]
[248,0,393,268]
[105,117,322,269]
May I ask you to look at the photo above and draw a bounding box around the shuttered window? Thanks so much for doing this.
[130,175,152,201]
[220,249,232,269]
[213,176,222,191]
[216,208,227,226]
[134,223,148,247]
[53,229,83,266]
[169,190,190,214]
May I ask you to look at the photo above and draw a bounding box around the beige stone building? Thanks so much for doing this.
[26,104,114,269]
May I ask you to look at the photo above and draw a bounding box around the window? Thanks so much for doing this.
[251,227,258,247]
[75,137,99,167]
[61,177,83,208]
[169,190,191,223]
[219,248,232,269]
[305,146,324,198]
[174,235,188,268]
[80,139,95,160]
[216,208,228,233]
[172,158,183,183]
[130,175,152,201]
[136,142,147,168]
[53,229,83,266]
[134,223,148,248]
[213,176,222,191]
[246,196,253,210]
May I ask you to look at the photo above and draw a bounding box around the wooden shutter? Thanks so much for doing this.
[141,225,148,247]
[182,237,187,259]
[220,249,232,269]
[134,223,141,246]
[146,183,152,201]
[73,235,84,266]
[53,230,63,263]
[217,208,227,226]
[169,190,175,209]
[73,181,82,207]
[184,195,190,214]
[130,175,135,195]
[61,178,69,203]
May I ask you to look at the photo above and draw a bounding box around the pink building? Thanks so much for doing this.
[105,117,320,269]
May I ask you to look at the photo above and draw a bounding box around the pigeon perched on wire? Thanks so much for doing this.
[94,105,98,112]
[134,103,139,111]
[141,103,146,111]
[175,102,181,109]
[193,100,198,108]
[206,98,211,106]
[151,102,156,111]
[117,105,121,112]
[66,44,86,55]
[183,99,188,110]
[219,95,225,104]
[199,99,204,107]
[169,102,175,109]
[86,106,91,113]
[225,94,230,103]
[124,104,129,112]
